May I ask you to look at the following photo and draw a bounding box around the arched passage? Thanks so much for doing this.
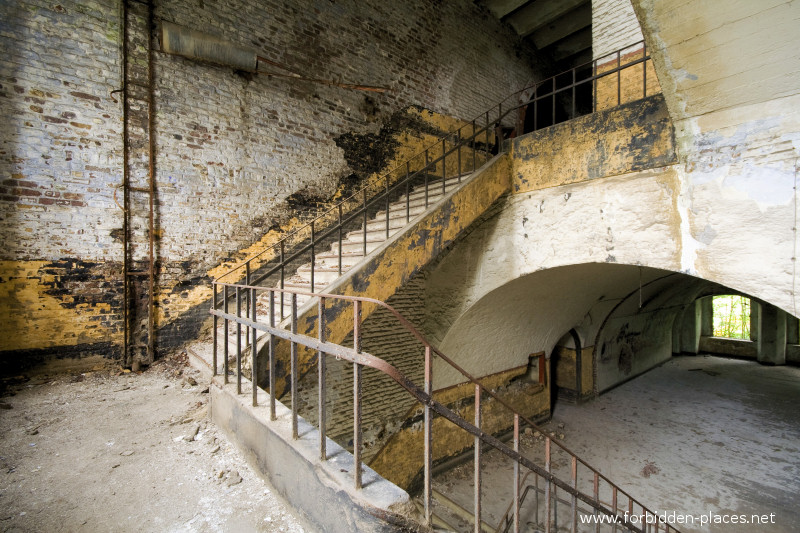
[431,262,799,392]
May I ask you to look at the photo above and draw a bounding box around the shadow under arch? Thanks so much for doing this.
[432,261,796,394]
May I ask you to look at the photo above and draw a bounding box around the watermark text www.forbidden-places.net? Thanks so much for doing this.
[579,511,778,527]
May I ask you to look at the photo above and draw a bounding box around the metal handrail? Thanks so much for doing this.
[212,40,657,311]
[210,284,678,533]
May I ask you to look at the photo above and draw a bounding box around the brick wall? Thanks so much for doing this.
[592,0,660,111]
[0,0,543,371]
[592,0,644,60]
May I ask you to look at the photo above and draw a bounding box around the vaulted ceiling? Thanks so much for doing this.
[478,0,592,71]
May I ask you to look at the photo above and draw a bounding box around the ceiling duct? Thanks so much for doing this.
[160,21,257,72]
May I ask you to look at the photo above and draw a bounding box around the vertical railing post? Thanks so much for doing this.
[353,300,363,490]
[551,77,556,126]
[424,150,429,208]
[471,119,477,171]
[643,41,648,98]
[310,221,315,293]
[474,384,482,533]
[456,129,462,180]
[212,283,218,376]
[513,414,520,533]
[593,473,600,533]
[593,59,597,113]
[245,262,251,318]
[280,241,285,322]
[423,344,433,525]
[385,175,390,239]
[405,162,411,223]
[612,486,618,533]
[617,49,622,106]
[497,103,502,153]
[223,284,229,384]
[362,188,368,256]
[441,138,446,194]
[269,290,276,420]
[251,287,257,406]
[571,456,578,533]
[337,204,343,276]
[236,286,242,394]
[318,297,327,461]
[572,68,577,119]
[291,292,298,439]
[485,111,490,162]
[545,436,551,533]
[628,500,634,533]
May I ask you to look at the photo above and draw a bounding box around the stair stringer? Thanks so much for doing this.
[260,154,512,397]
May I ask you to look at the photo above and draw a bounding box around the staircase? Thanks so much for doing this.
[264,173,471,324]
[197,41,673,533]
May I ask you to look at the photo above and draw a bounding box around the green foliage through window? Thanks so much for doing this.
[712,295,751,340]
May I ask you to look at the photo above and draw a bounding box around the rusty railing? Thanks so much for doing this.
[212,42,657,327]
[210,284,677,533]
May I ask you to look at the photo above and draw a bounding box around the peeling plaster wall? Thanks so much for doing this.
[632,0,800,318]
[423,167,684,389]
[0,0,543,370]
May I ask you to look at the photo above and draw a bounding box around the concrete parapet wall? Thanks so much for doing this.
[210,377,418,533]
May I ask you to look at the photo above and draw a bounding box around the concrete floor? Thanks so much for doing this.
[433,355,800,532]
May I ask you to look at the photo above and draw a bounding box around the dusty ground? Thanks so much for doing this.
[432,355,800,533]
[0,354,311,533]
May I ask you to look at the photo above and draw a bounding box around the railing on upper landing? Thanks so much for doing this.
[211,41,658,325]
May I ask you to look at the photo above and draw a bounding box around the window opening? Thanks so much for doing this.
[712,295,751,340]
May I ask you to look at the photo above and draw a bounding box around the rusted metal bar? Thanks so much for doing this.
[593,58,597,113]
[251,287,257,406]
[405,162,411,223]
[572,68,576,119]
[571,456,577,533]
[424,150,429,208]
[245,261,251,318]
[594,473,600,533]
[442,139,446,194]
[385,175,390,239]
[280,241,285,322]
[291,292,298,439]
[310,221,315,293]
[145,0,156,366]
[353,300,363,490]
[513,414,520,533]
[643,42,648,98]
[319,297,327,461]
[337,204,343,276]
[211,287,662,533]
[362,188,368,256]
[474,384,482,533]
[545,436,551,533]
[212,303,649,533]
[457,129,462,181]
[612,486,618,533]
[223,284,229,384]
[424,344,433,525]
[269,290,276,420]
[617,50,622,106]
[212,283,218,376]
[120,0,130,369]
[471,119,477,171]
[236,286,242,394]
